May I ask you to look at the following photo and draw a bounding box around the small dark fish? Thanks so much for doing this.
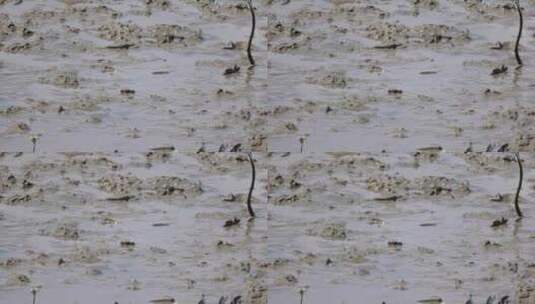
[374,195,402,202]
[465,295,473,304]
[490,42,504,50]
[223,42,236,50]
[223,65,240,75]
[388,241,403,247]
[491,217,508,228]
[464,142,473,153]
[120,241,136,248]
[224,217,240,228]
[152,223,170,227]
[490,193,503,202]
[420,223,437,227]
[106,43,136,49]
[150,298,176,304]
[418,146,442,152]
[152,71,170,75]
[374,43,403,49]
[230,296,242,304]
[230,143,242,152]
[497,143,509,152]
[280,152,291,157]
[151,146,175,151]
[106,195,134,202]
[120,89,136,95]
[491,65,508,76]
[223,194,237,202]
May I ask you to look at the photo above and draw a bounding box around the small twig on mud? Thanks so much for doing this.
[246,0,255,66]
[32,288,37,304]
[299,138,304,153]
[514,152,523,218]
[247,152,256,218]
[514,0,523,66]
[31,136,37,153]
[299,289,305,304]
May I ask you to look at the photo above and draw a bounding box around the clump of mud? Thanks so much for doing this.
[39,69,80,89]
[97,174,143,196]
[306,70,350,88]
[147,24,203,47]
[98,22,142,44]
[307,222,348,240]
[366,22,470,46]
[146,176,203,198]
[366,174,470,199]
[145,0,171,10]
[39,222,81,240]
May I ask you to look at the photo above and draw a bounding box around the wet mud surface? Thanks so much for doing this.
[265,152,535,303]
[1,152,535,303]
[2,0,535,303]
[0,152,268,303]
[2,0,535,152]
[0,0,267,152]
[266,0,535,152]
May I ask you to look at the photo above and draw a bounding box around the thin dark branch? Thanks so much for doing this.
[246,0,255,66]
[514,152,523,218]
[247,152,256,217]
[514,0,523,66]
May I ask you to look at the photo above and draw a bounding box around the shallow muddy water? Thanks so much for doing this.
[266,0,535,153]
[2,0,535,303]
[0,152,268,303]
[0,152,534,303]
[265,152,535,303]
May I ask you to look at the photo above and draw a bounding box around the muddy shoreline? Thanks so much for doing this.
[2,0,535,303]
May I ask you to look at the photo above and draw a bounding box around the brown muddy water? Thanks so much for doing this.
[1,0,535,303]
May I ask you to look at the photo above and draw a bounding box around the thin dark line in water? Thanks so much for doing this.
[247,152,256,218]
[32,289,37,304]
[514,0,523,66]
[514,152,523,218]
[31,137,37,153]
[246,0,256,66]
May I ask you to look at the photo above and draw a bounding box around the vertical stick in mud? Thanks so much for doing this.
[514,0,523,66]
[247,152,256,217]
[32,289,37,304]
[246,0,255,66]
[31,137,37,153]
[514,152,523,218]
